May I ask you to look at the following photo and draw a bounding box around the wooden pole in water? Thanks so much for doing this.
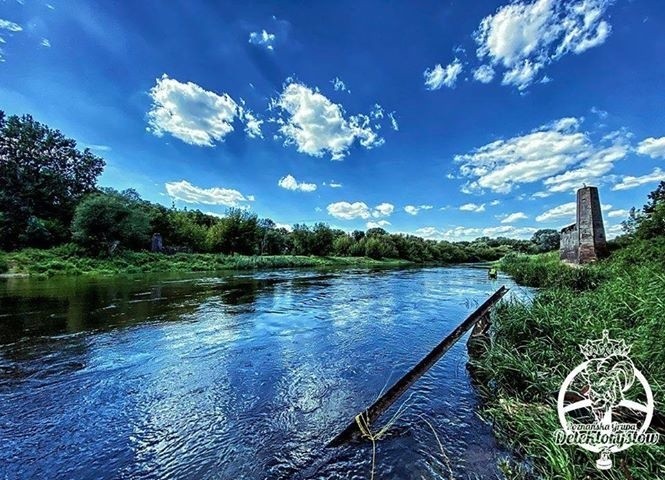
[327,285,509,447]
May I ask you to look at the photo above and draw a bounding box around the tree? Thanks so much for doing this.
[530,229,561,253]
[206,208,259,255]
[0,112,105,249]
[290,224,313,255]
[310,223,334,256]
[635,182,665,239]
[71,193,151,254]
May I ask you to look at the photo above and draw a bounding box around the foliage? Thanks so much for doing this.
[530,228,561,253]
[71,192,152,254]
[475,239,665,479]
[0,112,104,250]
[1,246,412,277]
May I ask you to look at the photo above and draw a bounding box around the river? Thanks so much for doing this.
[0,266,531,479]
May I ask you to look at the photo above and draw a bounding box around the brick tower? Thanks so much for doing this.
[576,186,607,263]
[559,186,608,264]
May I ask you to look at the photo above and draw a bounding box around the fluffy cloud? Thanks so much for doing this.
[404,204,433,215]
[367,220,391,229]
[0,18,23,61]
[473,0,615,90]
[277,174,317,192]
[612,168,664,191]
[373,203,395,217]
[0,19,23,32]
[636,137,665,159]
[473,65,495,83]
[271,81,385,160]
[248,30,276,50]
[607,209,629,218]
[459,202,486,212]
[535,202,576,222]
[147,75,260,146]
[424,58,463,90]
[331,77,348,92]
[327,201,394,220]
[500,212,528,223]
[456,117,628,194]
[536,201,615,223]
[415,225,536,241]
[165,180,254,207]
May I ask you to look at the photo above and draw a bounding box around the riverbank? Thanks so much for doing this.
[0,245,414,277]
[473,238,665,479]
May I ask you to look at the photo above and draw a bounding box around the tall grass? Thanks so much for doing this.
[474,239,665,479]
[0,244,413,277]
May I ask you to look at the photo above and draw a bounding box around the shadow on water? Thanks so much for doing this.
[0,266,531,479]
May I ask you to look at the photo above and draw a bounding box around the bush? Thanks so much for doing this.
[71,193,151,254]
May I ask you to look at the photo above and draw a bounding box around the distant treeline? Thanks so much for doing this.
[2,110,564,261]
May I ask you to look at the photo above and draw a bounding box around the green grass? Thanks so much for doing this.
[473,239,665,479]
[0,244,413,277]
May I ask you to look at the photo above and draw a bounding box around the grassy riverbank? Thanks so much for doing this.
[473,238,665,479]
[0,244,413,277]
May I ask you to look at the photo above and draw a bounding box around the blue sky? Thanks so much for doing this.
[1,0,664,240]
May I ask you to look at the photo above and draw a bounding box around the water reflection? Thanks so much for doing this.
[0,267,530,479]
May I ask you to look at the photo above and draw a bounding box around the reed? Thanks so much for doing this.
[474,239,665,479]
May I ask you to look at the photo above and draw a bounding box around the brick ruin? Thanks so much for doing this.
[559,186,608,264]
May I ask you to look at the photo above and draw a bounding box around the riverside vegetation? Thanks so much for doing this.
[0,111,562,276]
[473,182,665,480]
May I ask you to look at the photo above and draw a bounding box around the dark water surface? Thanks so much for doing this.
[0,266,531,479]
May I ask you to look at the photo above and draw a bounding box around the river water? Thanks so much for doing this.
[0,266,530,479]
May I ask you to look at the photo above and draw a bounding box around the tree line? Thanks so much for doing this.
[1,110,565,261]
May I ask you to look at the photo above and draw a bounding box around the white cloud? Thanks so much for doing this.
[535,202,576,222]
[271,81,385,160]
[327,202,371,220]
[473,64,495,83]
[473,0,615,90]
[0,19,23,32]
[612,168,664,191]
[367,220,391,229]
[404,204,434,216]
[490,199,501,206]
[277,174,317,192]
[456,117,628,194]
[459,203,486,212]
[606,224,624,239]
[274,223,293,232]
[248,29,276,50]
[415,225,536,241]
[241,109,263,138]
[607,209,629,218]
[165,180,254,207]
[328,181,342,188]
[501,212,528,223]
[331,77,348,92]
[373,203,395,217]
[636,137,665,159]
[424,58,463,90]
[388,112,399,131]
[327,201,394,220]
[40,38,51,48]
[147,75,260,146]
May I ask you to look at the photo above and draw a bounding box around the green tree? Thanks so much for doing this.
[530,229,561,253]
[71,193,151,254]
[206,208,259,254]
[0,112,105,249]
[310,223,334,256]
[290,224,313,255]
